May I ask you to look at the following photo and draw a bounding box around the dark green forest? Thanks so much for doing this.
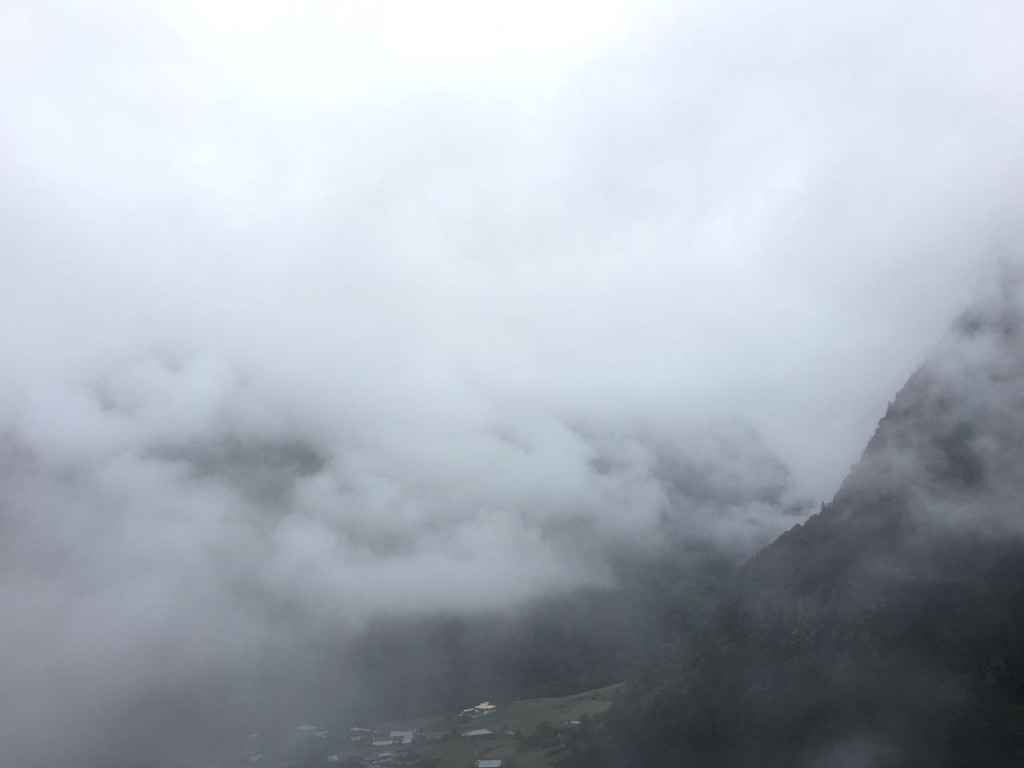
[559,297,1024,767]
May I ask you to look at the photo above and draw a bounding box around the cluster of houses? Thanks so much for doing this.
[335,729,423,768]
[374,731,414,748]
[347,728,434,747]
[224,699,506,768]
[335,747,424,768]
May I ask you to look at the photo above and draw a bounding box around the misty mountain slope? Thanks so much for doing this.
[5,0,1024,764]
[329,542,738,722]
[0,408,806,768]
[569,290,1024,768]
[334,430,810,721]
[231,431,803,726]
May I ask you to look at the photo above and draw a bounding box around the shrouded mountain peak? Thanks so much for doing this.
[580,278,1024,768]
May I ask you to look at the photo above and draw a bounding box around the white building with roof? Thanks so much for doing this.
[460,701,498,718]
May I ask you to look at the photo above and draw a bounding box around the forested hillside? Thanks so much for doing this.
[565,289,1024,767]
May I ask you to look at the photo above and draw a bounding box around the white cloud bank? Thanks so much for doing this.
[1,0,1023,762]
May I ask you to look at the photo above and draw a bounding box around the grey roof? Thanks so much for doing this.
[462,729,494,737]
[476,761,503,768]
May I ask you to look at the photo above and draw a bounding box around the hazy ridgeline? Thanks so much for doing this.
[2,0,1024,765]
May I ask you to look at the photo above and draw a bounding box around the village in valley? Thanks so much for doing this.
[214,685,619,768]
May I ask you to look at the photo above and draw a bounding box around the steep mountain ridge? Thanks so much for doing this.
[571,289,1024,767]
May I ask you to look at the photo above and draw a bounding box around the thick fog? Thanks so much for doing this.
[2,0,1023,764]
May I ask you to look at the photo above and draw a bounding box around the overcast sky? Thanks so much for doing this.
[5,0,1022,494]
[4,0,1023,473]
[2,0,1024,761]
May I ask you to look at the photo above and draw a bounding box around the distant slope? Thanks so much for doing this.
[327,427,807,724]
[321,685,621,768]
[571,287,1024,768]
[337,549,732,723]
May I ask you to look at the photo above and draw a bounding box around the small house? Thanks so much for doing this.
[460,701,498,719]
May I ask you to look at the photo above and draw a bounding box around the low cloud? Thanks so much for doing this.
[1,0,1023,764]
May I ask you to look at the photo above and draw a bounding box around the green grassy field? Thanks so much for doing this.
[484,684,621,735]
